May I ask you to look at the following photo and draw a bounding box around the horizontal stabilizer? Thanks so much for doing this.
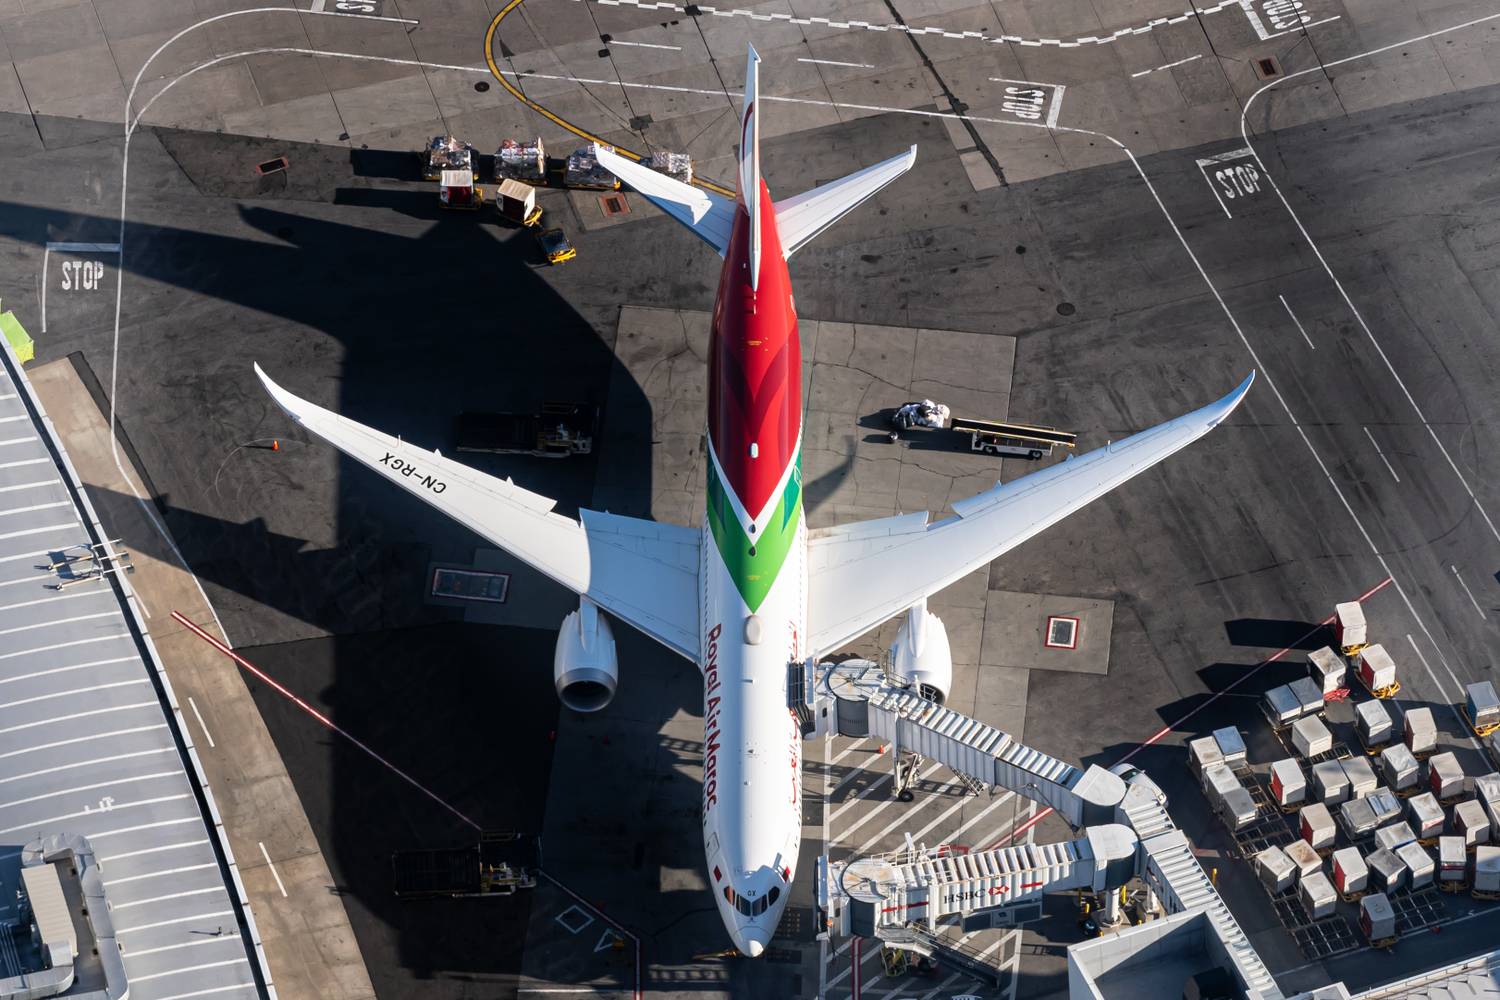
[774,145,917,257]
[593,144,735,255]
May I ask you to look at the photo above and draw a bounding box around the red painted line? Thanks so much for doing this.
[170,609,482,832]
[991,576,1394,849]
[852,936,861,1000]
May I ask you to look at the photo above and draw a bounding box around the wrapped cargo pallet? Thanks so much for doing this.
[1367,848,1407,893]
[1263,684,1303,730]
[1404,706,1437,756]
[1473,845,1500,898]
[564,147,620,189]
[1357,698,1394,750]
[1340,796,1379,841]
[1407,793,1445,841]
[647,150,692,184]
[1289,677,1326,717]
[1335,601,1367,654]
[1454,799,1490,848]
[1255,845,1297,894]
[1438,836,1466,886]
[1368,789,1404,826]
[1190,736,1225,781]
[496,138,546,183]
[1286,839,1323,879]
[1313,759,1351,805]
[1332,846,1369,897]
[1428,751,1464,800]
[1467,681,1500,736]
[1300,802,1337,851]
[1270,759,1307,809]
[1343,755,1379,798]
[1212,726,1247,768]
[1375,821,1417,853]
[1397,841,1434,889]
[1360,892,1395,943]
[1300,871,1337,919]
[1476,773,1500,830]
[1380,743,1420,792]
[1358,643,1399,696]
[1294,716,1334,759]
[1307,646,1346,695]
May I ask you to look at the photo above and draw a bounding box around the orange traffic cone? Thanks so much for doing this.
[270,440,280,452]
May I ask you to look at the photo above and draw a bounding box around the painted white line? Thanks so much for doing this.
[0,610,118,637]
[1451,566,1487,620]
[0,770,178,815]
[125,936,241,958]
[608,39,681,50]
[855,778,966,853]
[1362,427,1400,483]
[0,747,174,787]
[89,815,201,840]
[1279,294,1314,349]
[0,586,113,614]
[259,841,289,898]
[126,957,248,982]
[1131,53,1201,77]
[798,57,875,68]
[832,762,939,831]
[0,633,131,663]
[0,416,33,424]
[188,696,216,748]
[0,438,38,448]
[0,653,136,686]
[0,458,49,471]
[99,839,211,864]
[140,981,256,1000]
[0,522,78,544]
[0,677,148,714]
[0,500,68,518]
[309,0,326,10]
[116,909,235,936]
[1403,634,1479,746]
[110,886,230,913]
[0,395,15,401]
[0,723,169,763]
[0,700,160,738]
[0,792,192,835]
[0,478,60,493]
[105,862,220,887]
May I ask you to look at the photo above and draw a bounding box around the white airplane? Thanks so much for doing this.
[256,44,1252,957]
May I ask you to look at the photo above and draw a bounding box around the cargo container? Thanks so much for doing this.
[1404,706,1437,756]
[1255,845,1296,894]
[1300,802,1337,851]
[1300,871,1337,919]
[1357,643,1400,698]
[1454,799,1490,848]
[1340,796,1379,841]
[1381,743,1420,792]
[1360,892,1395,944]
[1367,848,1407,893]
[1475,773,1500,830]
[1490,731,1500,772]
[1473,845,1500,898]
[1289,677,1326,717]
[1375,821,1417,853]
[1313,759,1351,805]
[1466,680,1500,737]
[1219,787,1259,832]
[1356,699,1395,751]
[1270,759,1307,810]
[1212,726,1247,768]
[1343,755,1379,798]
[1285,839,1323,880]
[1307,646,1347,695]
[1336,601,1367,654]
[1203,763,1239,799]
[1189,736,1225,781]
[1369,789,1404,826]
[1397,841,1434,889]
[1263,684,1304,730]
[1332,846,1368,897]
[1438,836,1466,889]
[1408,793,1445,841]
[1294,716,1334,759]
[1429,751,1464,801]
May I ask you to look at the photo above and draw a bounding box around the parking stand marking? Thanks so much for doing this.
[1195,148,1261,218]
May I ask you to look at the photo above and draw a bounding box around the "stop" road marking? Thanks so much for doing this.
[1195,147,1263,218]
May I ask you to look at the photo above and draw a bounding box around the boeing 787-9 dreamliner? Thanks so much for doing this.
[255,44,1252,957]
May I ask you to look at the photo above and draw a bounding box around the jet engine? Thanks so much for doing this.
[554,599,618,712]
[888,600,953,704]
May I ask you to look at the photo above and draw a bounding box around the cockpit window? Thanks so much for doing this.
[768,887,780,905]
[735,894,753,916]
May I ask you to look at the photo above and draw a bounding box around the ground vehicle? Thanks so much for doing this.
[454,403,597,458]
[537,228,577,264]
[392,831,539,898]
[439,170,482,210]
[886,400,1077,459]
[496,179,542,227]
[422,135,478,182]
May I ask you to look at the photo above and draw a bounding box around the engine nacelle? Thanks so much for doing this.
[554,599,618,712]
[889,601,953,704]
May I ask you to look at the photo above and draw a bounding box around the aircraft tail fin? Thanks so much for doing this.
[740,44,762,289]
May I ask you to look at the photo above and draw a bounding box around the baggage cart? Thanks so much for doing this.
[1340,796,1379,841]
[1428,751,1464,802]
[1454,798,1490,848]
[1343,755,1379,798]
[1380,743,1420,793]
[947,415,1077,459]
[1475,772,1500,830]
[1190,736,1225,782]
[1375,821,1417,854]
[1270,758,1307,811]
[421,135,478,182]
[496,138,546,184]
[1368,789,1403,826]
[1212,726,1247,768]
[1356,699,1394,752]
[1367,848,1407,894]
[1407,792,1444,842]
[1301,802,1337,851]
[1289,677,1325,717]
[1465,680,1500,738]
[1357,643,1400,698]
[1473,845,1500,899]
[1490,731,1500,772]
[564,147,621,190]
[647,150,693,184]
[1263,684,1304,730]
[1286,839,1322,880]
[1255,845,1296,894]
[1312,759,1350,805]
[1359,892,1396,947]
[1335,601,1367,656]
[1438,836,1467,890]
[1332,846,1368,899]
[1397,841,1434,889]
[439,169,483,210]
[1307,646,1346,695]
[392,831,539,898]
[1294,716,1334,759]
[1403,706,1437,757]
[1299,871,1337,919]
[494,179,542,227]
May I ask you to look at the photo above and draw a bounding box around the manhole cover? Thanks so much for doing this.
[1057,302,1076,316]
[1015,245,1026,254]
[475,81,490,92]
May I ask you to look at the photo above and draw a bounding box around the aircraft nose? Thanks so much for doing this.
[738,928,768,958]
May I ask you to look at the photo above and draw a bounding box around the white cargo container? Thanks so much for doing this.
[1375,821,1417,853]
[1358,643,1398,696]
[1190,736,1225,780]
[1300,802,1337,851]
[1475,773,1500,830]
[1220,787,1259,831]
[1336,601,1367,653]
[1381,743,1421,792]
[1263,684,1304,729]
[1332,846,1368,896]
[1404,706,1437,756]
[1369,789,1404,826]
[1203,763,1240,799]
[1294,716,1334,759]
[1438,836,1466,885]
[1357,699,1395,750]
[1454,799,1491,848]
[1343,755,1379,798]
[1307,646,1347,695]
[1428,751,1464,800]
[1473,845,1500,897]
[1255,845,1296,894]
[1408,793,1445,841]
[1340,796,1379,840]
[1212,726,1247,768]
[1300,871,1337,919]
[1397,841,1434,889]
[1367,848,1407,893]
[1360,892,1395,942]
[1313,759,1351,805]
[1286,839,1323,880]
[1467,681,1500,734]
[1289,677,1326,717]
[1270,759,1307,809]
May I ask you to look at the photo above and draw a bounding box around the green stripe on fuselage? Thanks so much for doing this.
[706,452,802,612]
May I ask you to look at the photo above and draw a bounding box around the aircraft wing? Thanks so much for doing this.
[593,145,736,255]
[804,374,1254,657]
[255,365,701,662]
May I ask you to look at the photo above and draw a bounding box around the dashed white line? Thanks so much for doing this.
[259,841,289,898]
[188,696,216,749]
[607,39,681,50]
[1131,53,1201,77]
[1362,426,1400,483]
[1279,294,1315,350]
[799,57,875,68]
[1451,566,1487,620]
